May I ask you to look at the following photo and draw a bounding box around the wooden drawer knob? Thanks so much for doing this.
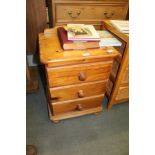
[104,12,114,19]
[78,90,85,98]
[78,72,86,81]
[51,97,59,100]
[67,10,81,18]
[76,104,83,111]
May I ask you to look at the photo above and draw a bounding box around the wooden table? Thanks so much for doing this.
[39,27,119,122]
[101,20,129,109]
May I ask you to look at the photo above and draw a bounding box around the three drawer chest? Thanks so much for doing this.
[39,27,119,122]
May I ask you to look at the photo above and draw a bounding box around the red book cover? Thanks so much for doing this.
[57,27,100,50]
[57,27,72,47]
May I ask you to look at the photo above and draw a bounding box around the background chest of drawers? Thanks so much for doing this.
[102,20,129,109]
[49,0,129,29]
[39,27,119,122]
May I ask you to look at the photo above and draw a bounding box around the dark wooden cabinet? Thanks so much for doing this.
[26,0,47,54]
[26,0,47,92]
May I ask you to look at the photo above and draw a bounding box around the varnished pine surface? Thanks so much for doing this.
[51,94,104,115]
[49,80,107,102]
[50,106,103,122]
[103,20,129,109]
[115,86,128,100]
[51,0,128,27]
[39,27,119,66]
[46,61,112,87]
[39,26,119,121]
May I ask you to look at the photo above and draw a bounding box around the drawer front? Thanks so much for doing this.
[46,61,112,87]
[115,86,129,101]
[121,66,129,84]
[54,3,128,23]
[50,80,107,102]
[51,94,104,115]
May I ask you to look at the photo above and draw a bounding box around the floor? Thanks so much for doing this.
[26,68,129,155]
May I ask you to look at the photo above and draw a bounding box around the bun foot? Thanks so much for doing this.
[94,112,100,115]
[53,120,60,123]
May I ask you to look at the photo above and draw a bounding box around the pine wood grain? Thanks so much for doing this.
[50,0,129,27]
[39,27,119,67]
[49,80,107,102]
[39,26,119,121]
[50,106,103,122]
[103,20,129,109]
[51,94,104,115]
[46,61,112,87]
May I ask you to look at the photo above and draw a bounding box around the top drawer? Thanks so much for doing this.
[46,61,112,87]
[54,3,128,24]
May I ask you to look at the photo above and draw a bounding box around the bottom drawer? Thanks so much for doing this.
[51,95,104,115]
[115,86,129,101]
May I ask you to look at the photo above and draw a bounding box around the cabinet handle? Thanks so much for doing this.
[76,104,83,111]
[51,97,59,100]
[104,12,114,19]
[78,72,86,81]
[78,90,85,98]
[67,10,81,18]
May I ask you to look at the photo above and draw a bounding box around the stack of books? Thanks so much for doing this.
[97,30,122,47]
[110,20,129,34]
[57,24,100,50]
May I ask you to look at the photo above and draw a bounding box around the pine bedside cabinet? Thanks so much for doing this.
[39,27,119,123]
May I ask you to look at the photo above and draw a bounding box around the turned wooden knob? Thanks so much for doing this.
[78,90,85,98]
[76,104,83,111]
[78,72,86,81]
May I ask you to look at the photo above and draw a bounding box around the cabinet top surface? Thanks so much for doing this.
[39,27,119,64]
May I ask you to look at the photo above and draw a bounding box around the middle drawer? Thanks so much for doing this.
[46,61,112,87]
[49,80,107,102]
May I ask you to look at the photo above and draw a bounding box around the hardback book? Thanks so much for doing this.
[66,24,100,41]
[110,20,129,34]
[99,38,122,47]
[57,27,100,50]
[97,30,122,47]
